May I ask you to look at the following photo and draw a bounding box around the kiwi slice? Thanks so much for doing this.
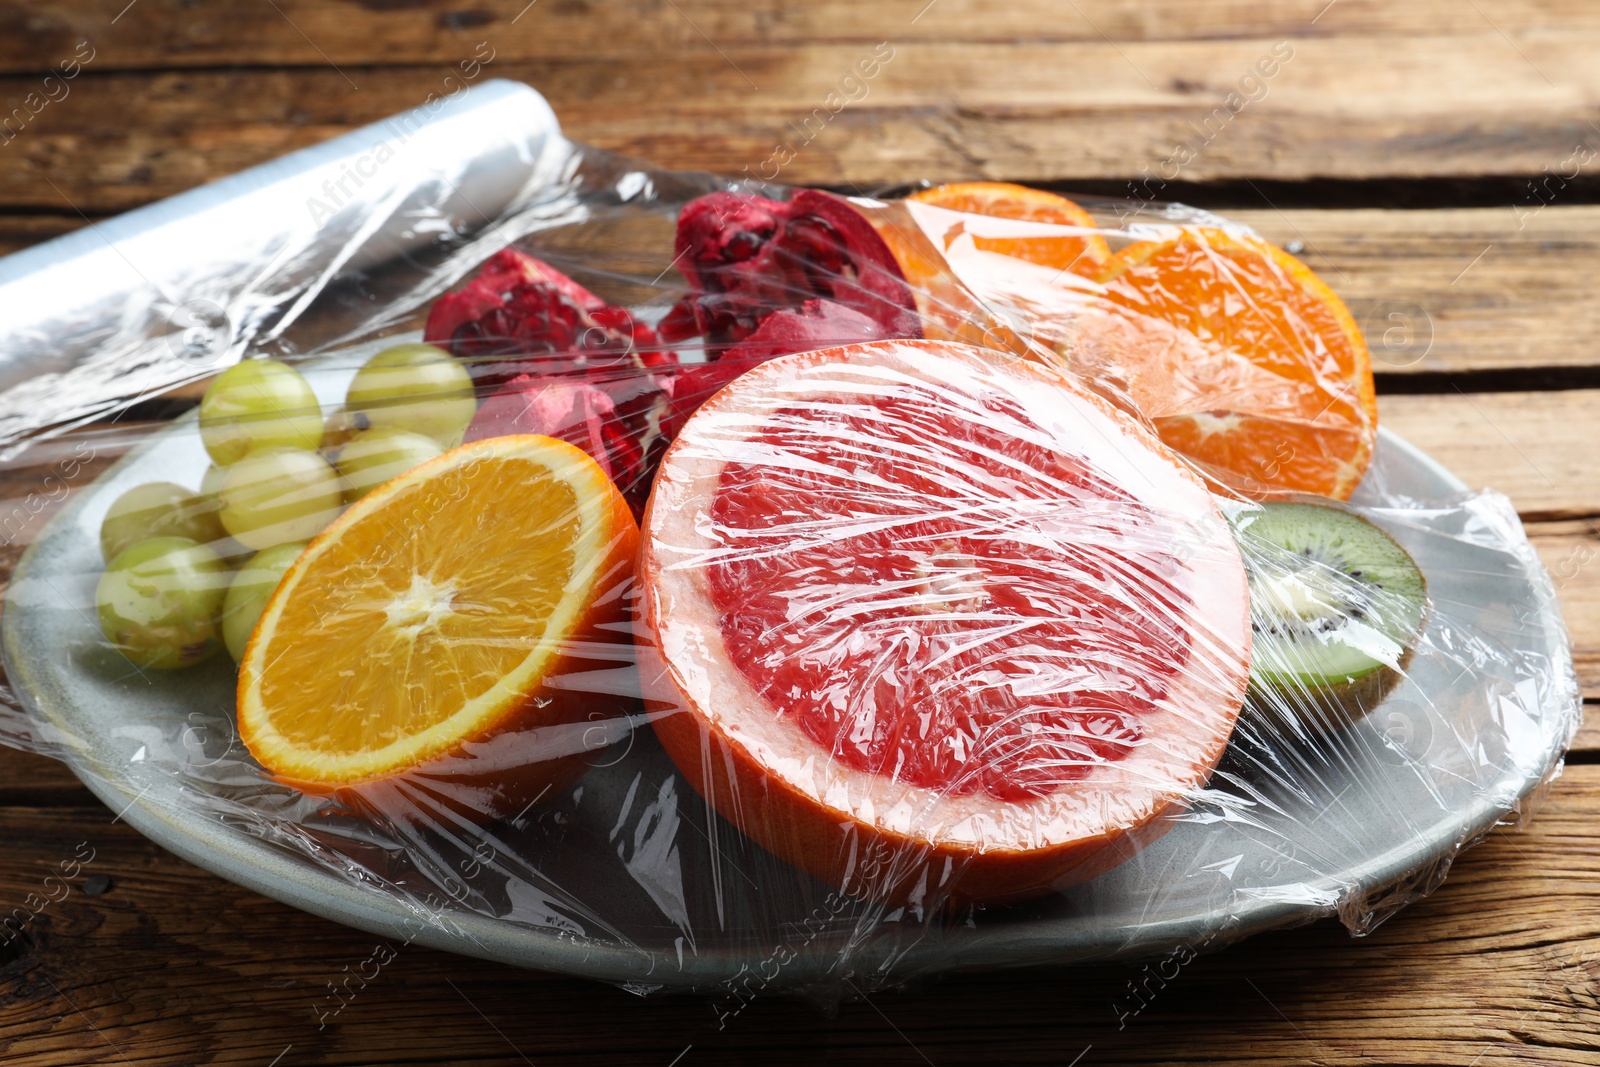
[1232,501,1427,734]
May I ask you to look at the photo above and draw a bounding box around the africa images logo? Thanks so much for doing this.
[304,42,495,227]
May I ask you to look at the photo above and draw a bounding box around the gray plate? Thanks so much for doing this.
[1,368,1577,990]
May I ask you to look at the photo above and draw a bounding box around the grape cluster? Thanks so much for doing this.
[95,344,475,669]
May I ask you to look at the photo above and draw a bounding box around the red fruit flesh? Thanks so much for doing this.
[706,392,1185,803]
[463,372,650,515]
[724,298,892,363]
[666,189,923,349]
[426,247,609,339]
[425,247,667,368]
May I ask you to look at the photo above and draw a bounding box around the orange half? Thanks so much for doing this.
[1090,227,1378,500]
[239,434,638,811]
[909,181,1111,274]
[865,183,1111,353]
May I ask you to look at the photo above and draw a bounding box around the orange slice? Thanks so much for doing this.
[909,181,1112,274]
[862,183,1110,354]
[238,434,638,815]
[1090,227,1378,500]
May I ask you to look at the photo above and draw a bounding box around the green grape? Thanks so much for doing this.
[199,463,228,503]
[196,465,255,565]
[221,542,305,662]
[198,359,324,466]
[334,428,443,503]
[319,405,368,452]
[96,536,229,670]
[99,481,225,562]
[345,343,476,448]
[217,448,343,551]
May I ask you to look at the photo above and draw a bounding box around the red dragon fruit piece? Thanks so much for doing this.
[438,233,917,515]
[427,247,609,337]
[721,297,891,362]
[463,373,650,513]
[646,300,892,461]
[425,247,669,370]
[665,189,922,351]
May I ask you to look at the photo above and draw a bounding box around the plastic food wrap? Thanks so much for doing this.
[0,81,1579,997]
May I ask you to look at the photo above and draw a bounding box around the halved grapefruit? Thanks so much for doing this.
[639,339,1251,905]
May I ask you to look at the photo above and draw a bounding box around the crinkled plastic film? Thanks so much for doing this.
[0,82,1579,998]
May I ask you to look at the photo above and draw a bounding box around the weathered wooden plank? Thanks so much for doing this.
[1531,522,1600,702]
[0,764,1598,1064]
[1380,391,1600,521]
[560,33,1600,186]
[1234,207,1600,376]
[5,0,1599,72]
[0,215,78,257]
[1570,707,1596,752]
[5,188,1600,379]
[0,747,87,803]
[2,31,1600,211]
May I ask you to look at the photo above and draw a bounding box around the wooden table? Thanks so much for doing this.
[3,1,1599,1063]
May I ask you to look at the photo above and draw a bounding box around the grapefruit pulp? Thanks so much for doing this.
[640,339,1252,904]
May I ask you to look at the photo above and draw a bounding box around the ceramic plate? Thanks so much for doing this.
[2,358,1576,989]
